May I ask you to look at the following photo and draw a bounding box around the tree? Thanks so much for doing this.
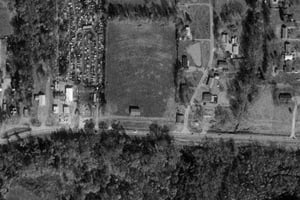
[84,119,95,134]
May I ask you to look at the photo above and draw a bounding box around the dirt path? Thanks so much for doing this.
[182,1,214,135]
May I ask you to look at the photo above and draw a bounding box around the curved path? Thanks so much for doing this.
[182,1,214,134]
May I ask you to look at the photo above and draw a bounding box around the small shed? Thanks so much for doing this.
[176,112,184,123]
[221,32,228,43]
[129,106,141,116]
[281,24,288,39]
[182,55,188,69]
[65,86,74,103]
[279,93,292,103]
[63,104,70,114]
[202,92,212,102]
[53,104,59,114]
[232,44,239,56]
[23,107,29,117]
[34,92,46,106]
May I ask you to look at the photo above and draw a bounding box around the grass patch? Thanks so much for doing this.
[188,5,211,39]
[0,1,12,37]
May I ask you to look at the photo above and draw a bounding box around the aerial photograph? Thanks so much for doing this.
[2,0,300,199]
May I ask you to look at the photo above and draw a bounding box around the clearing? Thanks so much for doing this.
[0,0,13,37]
[188,4,211,39]
[178,40,210,68]
[105,20,176,118]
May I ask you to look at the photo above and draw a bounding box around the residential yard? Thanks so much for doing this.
[178,40,210,68]
[105,20,176,118]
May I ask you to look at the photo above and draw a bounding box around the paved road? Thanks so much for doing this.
[2,124,300,149]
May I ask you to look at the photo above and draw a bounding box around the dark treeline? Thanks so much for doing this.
[1,125,300,199]
[227,0,272,118]
[106,0,177,20]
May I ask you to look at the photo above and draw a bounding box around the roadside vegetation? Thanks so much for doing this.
[1,126,300,199]
[105,0,176,20]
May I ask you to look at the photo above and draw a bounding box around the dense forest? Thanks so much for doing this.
[1,124,300,200]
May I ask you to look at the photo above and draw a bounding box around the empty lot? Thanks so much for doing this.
[188,4,210,39]
[105,20,176,118]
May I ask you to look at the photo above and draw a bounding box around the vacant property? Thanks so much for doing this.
[188,4,211,39]
[105,20,176,118]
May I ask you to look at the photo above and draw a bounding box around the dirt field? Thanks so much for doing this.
[0,1,13,37]
[105,20,176,118]
[188,4,210,39]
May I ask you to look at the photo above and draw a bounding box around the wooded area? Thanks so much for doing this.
[7,0,56,106]
[0,125,300,200]
[105,0,177,20]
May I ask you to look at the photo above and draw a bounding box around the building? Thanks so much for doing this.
[63,104,70,114]
[185,25,192,40]
[279,92,292,103]
[182,55,188,69]
[221,32,228,43]
[39,94,46,106]
[211,95,218,104]
[284,41,291,53]
[176,112,184,123]
[232,44,239,57]
[52,104,59,114]
[202,92,212,102]
[23,107,29,117]
[216,60,228,69]
[281,24,288,39]
[231,36,238,44]
[202,92,218,104]
[34,92,46,106]
[65,86,74,103]
[284,53,295,61]
[93,93,98,103]
[129,106,141,116]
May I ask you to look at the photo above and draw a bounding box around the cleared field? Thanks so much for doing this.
[188,5,210,39]
[238,85,300,135]
[178,40,210,68]
[0,1,12,37]
[105,20,176,118]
